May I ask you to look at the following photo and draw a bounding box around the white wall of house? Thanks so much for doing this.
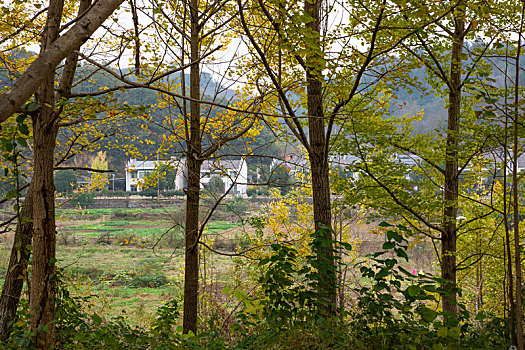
[125,158,155,192]
[125,158,183,192]
[173,158,248,195]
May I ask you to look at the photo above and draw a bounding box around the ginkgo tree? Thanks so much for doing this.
[235,0,443,315]
[333,0,525,331]
[0,0,136,346]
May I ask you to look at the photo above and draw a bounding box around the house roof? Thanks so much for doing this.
[127,158,182,171]
[127,159,158,170]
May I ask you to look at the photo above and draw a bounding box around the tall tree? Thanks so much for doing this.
[0,0,125,345]
[237,0,436,313]
[336,0,509,320]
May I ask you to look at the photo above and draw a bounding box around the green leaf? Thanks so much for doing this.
[407,285,421,297]
[418,306,438,322]
[23,102,39,112]
[475,312,486,320]
[6,190,17,201]
[16,137,28,148]
[91,313,102,326]
[432,343,444,350]
[16,114,26,124]
[437,326,448,338]
[375,267,390,280]
[19,124,29,136]
[448,326,461,340]
[382,242,395,250]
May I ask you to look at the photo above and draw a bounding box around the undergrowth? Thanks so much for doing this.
[0,223,513,349]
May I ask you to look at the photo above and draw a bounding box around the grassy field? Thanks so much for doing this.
[0,205,435,330]
[0,206,243,327]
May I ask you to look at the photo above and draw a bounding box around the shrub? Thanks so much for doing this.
[54,170,77,194]
[128,274,168,288]
[162,189,185,197]
[246,185,257,197]
[70,192,95,207]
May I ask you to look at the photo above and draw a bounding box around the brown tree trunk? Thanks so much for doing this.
[305,0,336,314]
[0,189,33,340]
[29,1,63,347]
[30,102,59,349]
[503,113,516,342]
[512,16,524,347]
[441,6,464,320]
[183,0,201,334]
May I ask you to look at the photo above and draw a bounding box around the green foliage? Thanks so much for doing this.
[236,225,350,330]
[162,189,185,197]
[150,299,179,340]
[54,169,77,194]
[128,274,167,288]
[230,222,512,349]
[207,176,225,195]
[139,187,158,197]
[70,192,95,207]
[246,185,269,197]
[1,271,227,349]
[268,165,294,195]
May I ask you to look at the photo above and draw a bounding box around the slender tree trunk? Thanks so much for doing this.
[504,108,516,342]
[512,17,524,347]
[441,6,464,320]
[30,1,63,347]
[183,0,201,334]
[0,189,33,340]
[304,0,336,314]
[30,105,59,349]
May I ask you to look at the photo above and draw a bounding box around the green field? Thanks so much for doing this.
[0,207,243,327]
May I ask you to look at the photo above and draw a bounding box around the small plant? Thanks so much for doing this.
[128,274,168,288]
[150,299,179,339]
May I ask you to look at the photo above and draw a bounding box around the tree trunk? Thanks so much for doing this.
[183,0,201,334]
[503,114,516,342]
[441,6,464,320]
[305,0,336,314]
[0,189,33,340]
[512,19,524,348]
[30,102,59,349]
[29,1,63,347]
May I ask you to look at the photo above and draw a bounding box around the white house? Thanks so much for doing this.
[126,158,157,192]
[125,158,184,192]
[126,157,248,195]
[174,158,248,195]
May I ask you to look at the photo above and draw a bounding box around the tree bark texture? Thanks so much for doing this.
[512,17,524,348]
[29,1,63,347]
[0,189,33,340]
[183,0,201,334]
[304,0,336,314]
[30,92,60,350]
[441,7,464,320]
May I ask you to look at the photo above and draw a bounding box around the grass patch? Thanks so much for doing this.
[207,221,241,233]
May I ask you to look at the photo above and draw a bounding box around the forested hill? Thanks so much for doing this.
[390,54,525,134]
[3,51,524,139]
[3,53,525,172]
